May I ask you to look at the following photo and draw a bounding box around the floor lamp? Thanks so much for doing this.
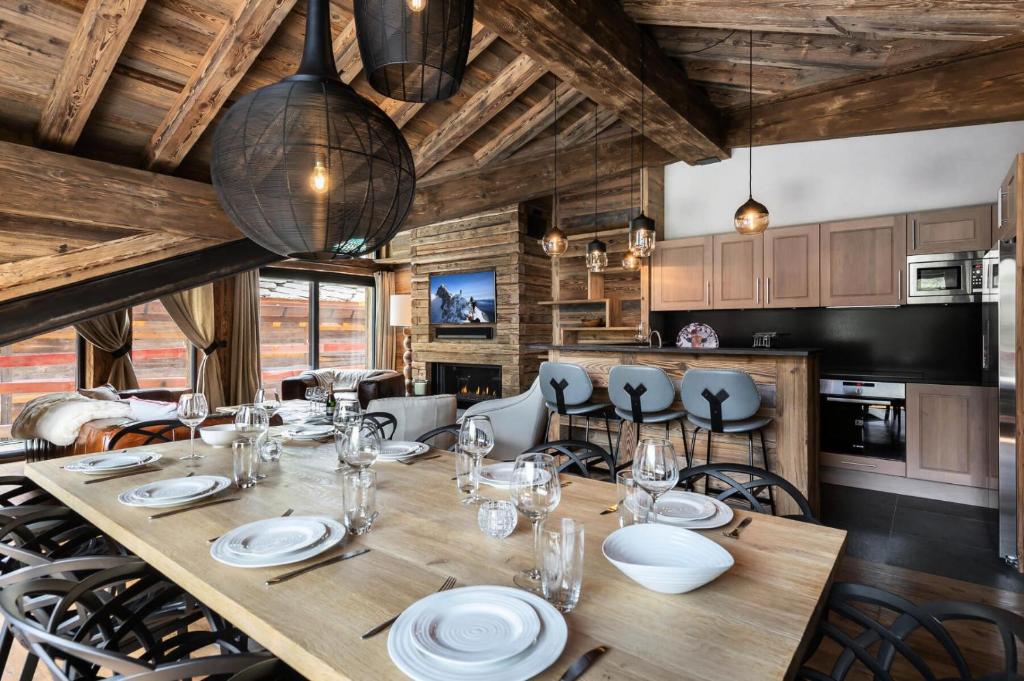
[389,293,412,395]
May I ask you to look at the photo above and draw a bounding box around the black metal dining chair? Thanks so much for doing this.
[676,463,817,523]
[362,412,397,440]
[524,440,616,481]
[415,424,460,451]
[0,475,55,510]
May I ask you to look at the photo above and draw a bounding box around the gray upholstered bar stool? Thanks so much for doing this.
[539,361,614,454]
[607,365,689,465]
[680,369,774,501]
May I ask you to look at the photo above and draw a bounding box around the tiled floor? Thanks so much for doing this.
[820,483,1024,592]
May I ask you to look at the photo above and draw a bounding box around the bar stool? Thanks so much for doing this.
[539,362,615,456]
[607,365,689,465]
[680,369,774,504]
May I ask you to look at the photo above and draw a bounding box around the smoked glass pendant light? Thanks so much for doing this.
[621,250,642,271]
[628,41,656,258]
[734,30,769,235]
[542,84,569,257]
[585,104,608,273]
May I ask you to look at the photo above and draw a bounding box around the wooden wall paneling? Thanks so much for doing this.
[212,275,235,396]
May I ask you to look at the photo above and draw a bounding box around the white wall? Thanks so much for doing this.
[664,121,1024,238]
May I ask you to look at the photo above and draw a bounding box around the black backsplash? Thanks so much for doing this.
[652,304,985,385]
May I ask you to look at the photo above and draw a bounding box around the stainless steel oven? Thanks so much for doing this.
[906,251,987,304]
[820,379,906,461]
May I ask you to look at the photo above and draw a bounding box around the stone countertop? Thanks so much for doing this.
[529,343,821,357]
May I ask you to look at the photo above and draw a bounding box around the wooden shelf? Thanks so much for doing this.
[538,298,609,306]
[560,325,635,331]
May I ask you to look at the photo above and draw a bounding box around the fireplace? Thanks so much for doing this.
[432,363,502,409]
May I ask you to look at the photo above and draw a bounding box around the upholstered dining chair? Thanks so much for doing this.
[607,365,689,464]
[538,362,615,454]
[366,394,457,443]
[362,412,398,440]
[459,378,547,461]
[676,463,817,523]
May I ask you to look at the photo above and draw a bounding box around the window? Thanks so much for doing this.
[0,326,79,439]
[131,300,192,391]
[258,273,373,391]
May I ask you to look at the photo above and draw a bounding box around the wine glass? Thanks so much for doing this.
[511,452,561,593]
[459,415,494,459]
[631,438,679,523]
[336,422,381,470]
[177,393,209,463]
[333,399,361,431]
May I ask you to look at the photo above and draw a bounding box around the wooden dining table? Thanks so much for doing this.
[25,440,846,681]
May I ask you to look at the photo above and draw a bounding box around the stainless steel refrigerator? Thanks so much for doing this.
[999,234,1018,567]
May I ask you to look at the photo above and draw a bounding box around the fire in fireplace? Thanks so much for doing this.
[432,363,502,408]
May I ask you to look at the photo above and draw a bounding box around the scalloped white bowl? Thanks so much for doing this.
[199,424,242,447]
[601,523,734,594]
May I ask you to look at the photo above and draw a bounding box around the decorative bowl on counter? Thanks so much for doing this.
[199,424,243,448]
[677,322,719,349]
[601,524,734,594]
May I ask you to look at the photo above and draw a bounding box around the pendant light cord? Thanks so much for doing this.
[639,37,645,175]
[553,83,559,202]
[748,29,753,200]
[593,101,598,237]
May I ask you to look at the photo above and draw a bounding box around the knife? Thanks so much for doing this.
[148,497,239,520]
[83,466,160,484]
[265,547,370,585]
[560,645,609,681]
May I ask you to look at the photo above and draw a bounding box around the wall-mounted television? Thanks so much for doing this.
[429,269,496,324]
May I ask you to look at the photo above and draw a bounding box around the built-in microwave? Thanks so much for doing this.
[906,251,988,304]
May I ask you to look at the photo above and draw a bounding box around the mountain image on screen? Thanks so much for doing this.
[431,283,493,323]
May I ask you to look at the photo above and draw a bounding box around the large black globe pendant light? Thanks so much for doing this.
[628,41,656,258]
[734,30,769,235]
[210,0,415,261]
[355,0,474,103]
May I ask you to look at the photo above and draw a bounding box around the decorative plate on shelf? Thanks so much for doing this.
[676,323,719,349]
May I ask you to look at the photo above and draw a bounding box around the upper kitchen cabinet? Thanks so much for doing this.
[763,224,820,308]
[820,215,907,307]
[997,155,1021,243]
[712,233,764,309]
[908,204,992,255]
[651,236,713,311]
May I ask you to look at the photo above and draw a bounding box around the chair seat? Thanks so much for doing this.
[687,414,773,433]
[614,407,686,423]
[545,401,611,416]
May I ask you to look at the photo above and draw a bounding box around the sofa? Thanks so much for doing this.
[280,369,404,408]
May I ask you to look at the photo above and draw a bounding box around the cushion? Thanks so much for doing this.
[78,384,120,401]
[125,397,178,422]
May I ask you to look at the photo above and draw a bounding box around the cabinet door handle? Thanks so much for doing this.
[897,269,903,301]
[706,280,711,307]
[840,460,878,469]
[766,276,770,305]
[998,187,1007,227]
[755,276,760,304]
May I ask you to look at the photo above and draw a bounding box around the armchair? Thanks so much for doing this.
[280,369,404,408]
[461,378,546,461]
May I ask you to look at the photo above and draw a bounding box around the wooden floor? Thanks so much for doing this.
[2,461,1022,680]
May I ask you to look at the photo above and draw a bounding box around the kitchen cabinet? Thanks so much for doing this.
[997,155,1020,242]
[712,233,763,309]
[906,383,996,488]
[763,223,820,308]
[651,236,713,311]
[908,204,993,255]
[820,215,906,307]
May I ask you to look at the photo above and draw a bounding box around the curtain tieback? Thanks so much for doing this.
[203,339,227,356]
[110,342,132,359]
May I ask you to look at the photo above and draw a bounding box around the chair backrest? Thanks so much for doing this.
[678,463,817,522]
[462,378,546,461]
[608,366,676,420]
[366,395,457,443]
[539,362,594,412]
[361,412,397,440]
[415,424,460,451]
[680,369,761,422]
[0,507,119,575]
[524,440,616,481]
[0,476,53,508]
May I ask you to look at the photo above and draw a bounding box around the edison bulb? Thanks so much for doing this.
[310,160,329,193]
[622,251,642,271]
[541,225,568,257]
[407,0,427,11]
[733,196,770,235]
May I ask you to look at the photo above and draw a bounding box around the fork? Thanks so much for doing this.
[361,575,457,639]
[398,453,440,466]
[722,516,753,539]
[207,508,293,544]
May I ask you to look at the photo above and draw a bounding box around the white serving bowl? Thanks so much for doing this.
[199,424,242,448]
[601,523,734,594]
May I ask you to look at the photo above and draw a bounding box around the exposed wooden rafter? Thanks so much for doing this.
[472,82,585,167]
[332,19,363,84]
[36,0,148,151]
[558,107,618,149]
[413,53,547,176]
[474,0,728,163]
[142,0,297,173]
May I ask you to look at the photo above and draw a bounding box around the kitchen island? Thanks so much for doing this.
[530,344,821,515]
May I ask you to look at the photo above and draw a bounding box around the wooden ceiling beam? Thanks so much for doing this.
[0,140,240,241]
[382,22,498,129]
[472,82,585,167]
[473,0,727,163]
[332,19,363,84]
[729,32,1024,148]
[412,52,547,176]
[142,0,297,173]
[622,0,1022,41]
[36,0,148,151]
[558,107,618,149]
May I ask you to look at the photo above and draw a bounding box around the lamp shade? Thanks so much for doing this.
[389,293,412,326]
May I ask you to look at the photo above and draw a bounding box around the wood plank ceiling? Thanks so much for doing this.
[0,0,1022,271]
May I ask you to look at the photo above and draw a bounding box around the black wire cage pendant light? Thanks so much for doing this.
[628,41,656,258]
[210,0,415,261]
[734,30,769,235]
[355,0,474,103]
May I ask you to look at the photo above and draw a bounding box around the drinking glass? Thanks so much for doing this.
[336,422,380,470]
[455,447,481,504]
[478,500,518,539]
[459,415,495,459]
[511,452,561,592]
[617,470,653,527]
[333,399,361,431]
[540,517,584,613]
[176,393,209,463]
[342,468,377,535]
[232,440,258,489]
[631,438,679,523]
[304,388,316,414]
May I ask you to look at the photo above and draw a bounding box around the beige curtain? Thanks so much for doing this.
[373,271,396,371]
[75,310,139,390]
[160,285,226,409]
[229,270,262,405]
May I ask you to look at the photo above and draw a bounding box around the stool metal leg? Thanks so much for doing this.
[758,428,775,511]
[604,414,614,464]
[747,432,755,467]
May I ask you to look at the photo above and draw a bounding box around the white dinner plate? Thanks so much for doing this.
[477,463,552,489]
[65,451,161,474]
[655,491,716,522]
[388,585,566,681]
[655,492,734,529]
[281,424,334,441]
[225,517,331,558]
[210,516,347,568]
[118,476,230,508]
[215,406,240,415]
[409,590,541,666]
[379,441,430,460]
